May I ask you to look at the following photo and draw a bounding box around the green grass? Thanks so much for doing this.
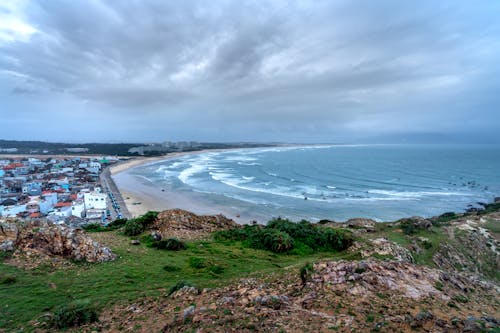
[371,225,446,267]
[411,228,446,267]
[0,230,349,331]
[483,218,500,235]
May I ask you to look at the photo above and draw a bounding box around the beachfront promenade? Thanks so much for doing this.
[100,163,131,220]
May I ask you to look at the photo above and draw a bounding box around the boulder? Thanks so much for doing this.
[349,238,414,263]
[346,218,376,231]
[153,209,240,240]
[398,216,432,230]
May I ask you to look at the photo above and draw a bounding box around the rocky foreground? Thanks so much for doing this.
[97,258,498,332]
[0,219,115,269]
[1,207,499,332]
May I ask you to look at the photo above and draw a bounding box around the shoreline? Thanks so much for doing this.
[111,148,266,222]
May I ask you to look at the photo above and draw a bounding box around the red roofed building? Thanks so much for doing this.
[54,202,71,208]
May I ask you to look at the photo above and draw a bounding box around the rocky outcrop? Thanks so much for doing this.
[0,219,116,266]
[397,216,433,230]
[96,259,499,333]
[152,209,240,240]
[346,218,376,231]
[349,237,414,262]
[433,217,499,280]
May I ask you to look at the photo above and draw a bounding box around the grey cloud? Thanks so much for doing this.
[0,0,499,142]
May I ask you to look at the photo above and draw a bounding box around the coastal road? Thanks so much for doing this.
[100,164,131,220]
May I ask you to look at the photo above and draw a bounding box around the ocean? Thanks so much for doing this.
[130,144,500,222]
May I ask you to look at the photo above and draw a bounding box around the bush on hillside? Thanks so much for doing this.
[123,219,144,236]
[123,211,159,236]
[255,229,294,253]
[213,218,353,254]
[82,223,107,232]
[152,238,186,251]
[107,218,128,229]
[134,211,159,227]
[400,220,417,235]
[46,299,99,329]
[300,262,314,286]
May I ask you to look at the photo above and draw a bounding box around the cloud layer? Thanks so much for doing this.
[1,0,499,142]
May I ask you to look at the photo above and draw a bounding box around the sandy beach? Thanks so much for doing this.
[111,149,263,223]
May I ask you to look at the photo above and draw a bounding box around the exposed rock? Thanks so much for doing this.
[0,240,14,251]
[432,217,499,279]
[253,294,289,309]
[309,259,443,299]
[98,257,499,333]
[0,219,116,267]
[463,316,482,332]
[150,231,162,241]
[182,305,195,321]
[152,209,240,240]
[346,218,376,231]
[349,237,414,262]
[397,216,433,230]
[130,239,140,245]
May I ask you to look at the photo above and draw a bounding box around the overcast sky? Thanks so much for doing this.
[0,0,499,143]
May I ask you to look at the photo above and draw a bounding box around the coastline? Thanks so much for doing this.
[111,149,265,222]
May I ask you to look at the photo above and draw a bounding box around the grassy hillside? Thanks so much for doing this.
[0,227,356,331]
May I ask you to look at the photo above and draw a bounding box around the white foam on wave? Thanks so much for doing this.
[177,155,214,184]
[368,189,466,198]
[223,155,258,162]
[237,162,261,166]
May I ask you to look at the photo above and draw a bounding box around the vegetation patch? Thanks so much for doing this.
[215,218,353,254]
[434,212,458,225]
[163,264,181,272]
[167,281,196,296]
[300,262,314,286]
[152,238,187,251]
[83,218,128,232]
[123,211,159,236]
[0,273,17,285]
[188,257,207,269]
[45,299,99,329]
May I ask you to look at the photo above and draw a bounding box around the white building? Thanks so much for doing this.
[84,192,107,210]
[1,204,27,217]
[89,161,101,170]
[71,200,85,218]
[50,206,72,218]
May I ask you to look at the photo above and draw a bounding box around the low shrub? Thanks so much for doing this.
[107,218,128,229]
[163,264,181,272]
[435,212,457,224]
[400,220,417,235]
[188,257,206,269]
[214,218,353,254]
[134,211,159,227]
[153,238,187,251]
[82,223,107,232]
[209,265,225,275]
[300,262,314,286]
[46,299,99,329]
[478,202,500,215]
[123,219,144,236]
[123,211,159,236]
[0,273,17,284]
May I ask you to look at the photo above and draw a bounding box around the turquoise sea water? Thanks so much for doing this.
[131,145,500,222]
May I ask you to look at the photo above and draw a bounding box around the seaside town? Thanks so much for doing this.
[0,155,126,227]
